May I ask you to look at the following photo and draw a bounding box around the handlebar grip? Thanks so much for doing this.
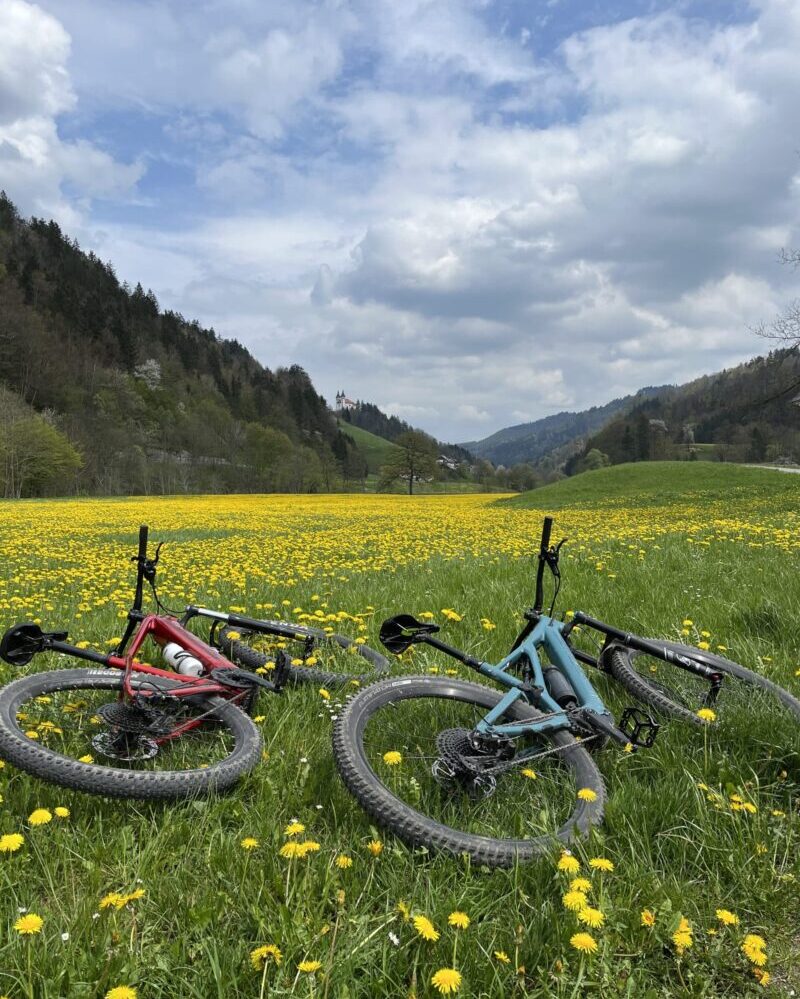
[138,524,149,560]
[539,516,553,554]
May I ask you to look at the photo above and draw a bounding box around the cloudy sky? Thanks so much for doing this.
[2,0,799,442]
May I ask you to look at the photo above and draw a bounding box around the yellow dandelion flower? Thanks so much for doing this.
[521,768,537,779]
[589,857,614,872]
[715,908,739,926]
[14,913,43,935]
[105,988,137,999]
[335,854,353,869]
[672,917,693,954]
[570,878,591,893]
[696,708,716,723]
[367,839,383,857]
[297,960,321,973]
[284,821,306,836]
[100,892,125,909]
[557,852,580,874]
[78,754,94,764]
[742,935,768,966]
[753,968,770,987]
[382,750,403,766]
[577,906,605,928]
[0,833,25,853]
[412,915,440,942]
[577,788,597,802]
[569,932,597,954]
[431,967,462,995]
[250,943,282,970]
[562,890,589,912]
[448,911,470,929]
[28,808,53,826]
[318,688,331,700]
[396,900,410,921]
[240,837,259,851]
[493,950,510,964]
[54,807,70,819]
[641,909,656,927]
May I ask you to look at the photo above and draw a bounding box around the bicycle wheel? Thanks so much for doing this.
[333,676,605,867]
[607,640,800,729]
[218,622,389,688]
[0,668,262,799]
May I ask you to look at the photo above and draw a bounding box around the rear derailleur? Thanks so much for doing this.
[432,729,516,799]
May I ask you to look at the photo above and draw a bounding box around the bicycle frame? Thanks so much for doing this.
[472,615,606,739]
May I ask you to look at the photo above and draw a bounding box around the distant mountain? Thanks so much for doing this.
[568,349,800,471]
[462,388,668,467]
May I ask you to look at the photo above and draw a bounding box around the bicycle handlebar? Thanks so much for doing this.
[133,524,148,613]
[533,516,553,614]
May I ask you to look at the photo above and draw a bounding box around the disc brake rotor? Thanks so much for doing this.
[91,730,159,762]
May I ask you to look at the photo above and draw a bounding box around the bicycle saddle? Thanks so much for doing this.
[0,623,67,667]
[379,615,440,655]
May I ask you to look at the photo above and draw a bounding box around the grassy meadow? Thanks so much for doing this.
[0,462,798,997]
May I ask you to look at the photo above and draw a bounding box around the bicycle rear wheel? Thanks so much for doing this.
[0,668,262,799]
[333,676,605,867]
[607,640,800,730]
[218,621,389,688]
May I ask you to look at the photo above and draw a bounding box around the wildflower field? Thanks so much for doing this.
[0,462,798,998]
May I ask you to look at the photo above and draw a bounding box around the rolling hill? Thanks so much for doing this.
[502,460,800,510]
[337,420,399,475]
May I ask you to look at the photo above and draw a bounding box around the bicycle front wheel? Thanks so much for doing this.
[0,668,262,799]
[608,640,800,730]
[333,676,605,867]
[218,622,389,688]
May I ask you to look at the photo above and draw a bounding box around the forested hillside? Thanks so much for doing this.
[0,194,366,497]
[567,349,800,472]
[339,401,472,462]
[461,387,667,467]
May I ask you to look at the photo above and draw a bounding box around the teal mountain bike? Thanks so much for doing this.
[333,518,800,867]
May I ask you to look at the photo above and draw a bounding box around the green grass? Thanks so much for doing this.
[337,421,399,474]
[0,471,798,997]
[504,460,800,510]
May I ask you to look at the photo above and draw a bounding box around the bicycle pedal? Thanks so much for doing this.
[620,706,659,748]
[272,650,290,692]
[214,666,277,693]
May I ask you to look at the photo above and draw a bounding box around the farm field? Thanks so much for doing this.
[0,463,798,997]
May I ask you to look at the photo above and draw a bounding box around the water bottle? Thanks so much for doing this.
[162,642,204,677]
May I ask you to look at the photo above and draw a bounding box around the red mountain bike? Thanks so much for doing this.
[0,526,388,799]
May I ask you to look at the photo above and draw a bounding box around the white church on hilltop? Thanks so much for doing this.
[335,391,356,411]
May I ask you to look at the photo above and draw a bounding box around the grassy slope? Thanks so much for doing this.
[503,460,800,510]
[337,420,399,474]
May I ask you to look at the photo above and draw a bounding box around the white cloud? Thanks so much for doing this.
[0,0,142,218]
[6,0,800,443]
